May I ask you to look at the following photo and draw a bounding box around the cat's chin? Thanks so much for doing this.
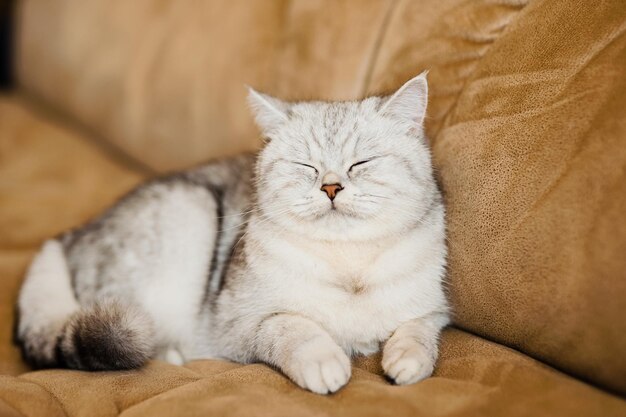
[315,202,373,220]
[304,224,395,242]
[288,214,396,242]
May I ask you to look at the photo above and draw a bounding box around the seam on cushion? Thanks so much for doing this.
[111,365,239,415]
[116,364,280,416]
[13,92,156,176]
[107,366,206,414]
[451,323,626,399]
[359,0,398,97]
[437,82,599,132]
[116,379,207,417]
[182,362,243,375]
[557,19,626,95]
[0,398,26,417]
[434,0,530,136]
[15,372,201,417]
[8,377,69,417]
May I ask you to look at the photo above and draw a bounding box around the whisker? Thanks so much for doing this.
[216,202,296,233]
[231,206,293,250]
[354,193,393,200]
[218,207,259,219]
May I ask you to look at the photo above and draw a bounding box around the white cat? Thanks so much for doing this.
[15,72,449,394]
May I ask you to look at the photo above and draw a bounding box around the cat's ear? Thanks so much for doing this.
[380,71,428,125]
[247,87,289,134]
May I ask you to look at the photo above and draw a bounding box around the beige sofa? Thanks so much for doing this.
[0,0,625,415]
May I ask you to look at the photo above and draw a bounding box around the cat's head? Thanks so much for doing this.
[248,73,438,241]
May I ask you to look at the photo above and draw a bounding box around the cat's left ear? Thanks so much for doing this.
[380,71,428,125]
[247,87,289,134]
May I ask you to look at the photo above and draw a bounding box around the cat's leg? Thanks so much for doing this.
[382,311,449,385]
[155,348,185,366]
[253,313,351,394]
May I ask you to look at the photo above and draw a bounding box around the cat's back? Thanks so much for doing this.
[182,152,256,198]
[62,153,257,304]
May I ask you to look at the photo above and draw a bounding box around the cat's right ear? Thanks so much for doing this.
[247,87,289,135]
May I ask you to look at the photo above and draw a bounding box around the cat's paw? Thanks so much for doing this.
[284,336,351,394]
[382,337,434,385]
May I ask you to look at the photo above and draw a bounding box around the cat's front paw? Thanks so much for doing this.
[382,337,435,385]
[284,336,351,394]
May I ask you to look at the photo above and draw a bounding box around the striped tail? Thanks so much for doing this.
[14,240,155,370]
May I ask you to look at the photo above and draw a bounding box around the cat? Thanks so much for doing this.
[15,72,449,394]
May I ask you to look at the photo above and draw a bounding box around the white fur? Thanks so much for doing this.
[210,74,449,393]
[135,185,218,359]
[380,71,428,125]
[18,240,80,362]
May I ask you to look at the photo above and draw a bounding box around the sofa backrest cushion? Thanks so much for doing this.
[16,0,394,171]
[367,0,626,394]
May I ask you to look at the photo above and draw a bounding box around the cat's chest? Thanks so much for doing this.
[286,237,396,283]
[261,237,421,352]
[258,232,423,298]
[291,272,416,354]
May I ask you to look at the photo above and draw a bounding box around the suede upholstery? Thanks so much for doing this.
[1,0,625,415]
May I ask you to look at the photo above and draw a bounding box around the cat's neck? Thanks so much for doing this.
[246,212,401,253]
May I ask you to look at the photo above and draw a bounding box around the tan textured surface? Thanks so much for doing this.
[1,322,625,416]
[16,0,285,171]
[367,0,528,138]
[361,0,626,394]
[16,0,393,172]
[0,96,145,249]
[427,0,626,394]
[0,250,32,377]
[267,0,394,102]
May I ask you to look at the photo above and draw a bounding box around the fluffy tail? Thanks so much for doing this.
[15,240,154,370]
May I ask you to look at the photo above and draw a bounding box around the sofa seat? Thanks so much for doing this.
[0,94,624,417]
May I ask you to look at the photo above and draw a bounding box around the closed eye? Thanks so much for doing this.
[348,158,374,172]
[293,162,319,174]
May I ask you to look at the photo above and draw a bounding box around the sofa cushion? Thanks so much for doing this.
[1,327,624,417]
[15,0,394,172]
[367,0,527,138]
[367,0,626,394]
[0,95,145,249]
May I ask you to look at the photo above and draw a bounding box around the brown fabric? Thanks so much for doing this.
[265,0,394,102]
[0,250,31,377]
[367,0,528,138]
[15,0,284,171]
[365,0,626,393]
[0,96,145,249]
[424,0,625,394]
[15,0,393,172]
[1,324,625,417]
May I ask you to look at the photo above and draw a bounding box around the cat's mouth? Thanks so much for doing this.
[311,204,346,220]
[323,201,358,218]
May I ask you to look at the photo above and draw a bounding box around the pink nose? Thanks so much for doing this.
[320,183,343,201]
